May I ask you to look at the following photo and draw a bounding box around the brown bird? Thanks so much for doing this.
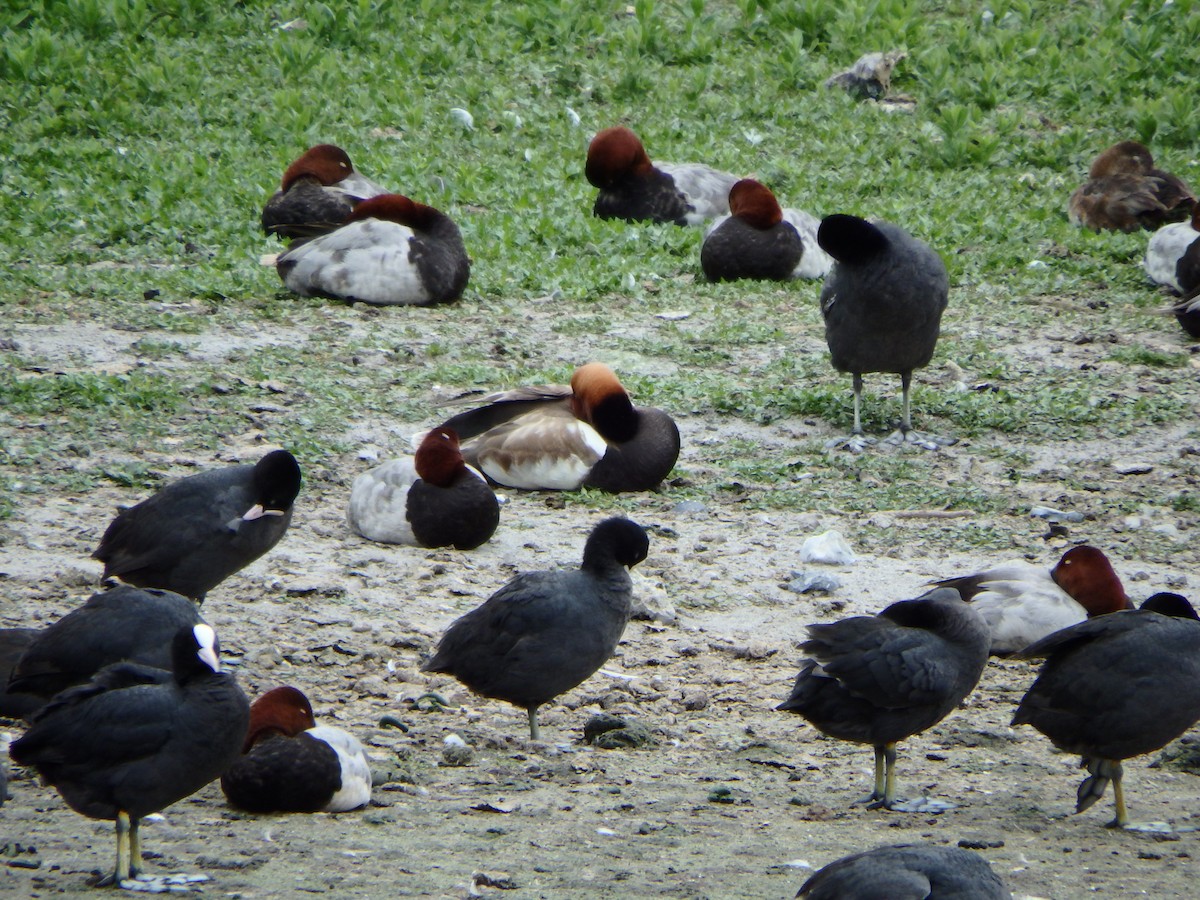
[1068,141,1194,233]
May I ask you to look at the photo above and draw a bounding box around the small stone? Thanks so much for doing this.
[786,572,842,594]
[441,735,474,767]
[1114,462,1153,475]
[672,500,707,515]
[1030,505,1085,523]
[681,690,708,711]
[799,530,856,565]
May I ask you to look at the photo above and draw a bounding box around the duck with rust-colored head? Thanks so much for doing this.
[276,193,469,306]
[432,363,679,493]
[586,125,739,226]
[221,686,371,814]
[262,144,389,242]
[347,427,499,549]
[702,179,832,282]
[932,545,1130,655]
[1069,141,1194,233]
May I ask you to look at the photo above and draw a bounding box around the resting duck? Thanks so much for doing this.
[433,362,680,492]
[94,450,301,604]
[932,545,1130,655]
[261,144,389,242]
[276,193,470,306]
[1068,141,1195,233]
[777,588,990,812]
[10,624,248,889]
[221,686,372,813]
[6,586,203,716]
[347,427,499,549]
[423,517,649,739]
[586,125,739,226]
[1145,204,1200,293]
[797,843,1012,899]
[1013,592,1200,830]
[701,179,833,282]
[818,214,949,451]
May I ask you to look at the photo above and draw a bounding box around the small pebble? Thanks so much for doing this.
[1030,506,1084,523]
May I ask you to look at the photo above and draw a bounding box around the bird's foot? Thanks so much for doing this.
[888,796,957,814]
[825,433,877,453]
[119,874,210,893]
[882,429,955,450]
[1107,820,1175,834]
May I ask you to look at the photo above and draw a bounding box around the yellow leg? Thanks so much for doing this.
[1111,771,1128,828]
[129,817,142,878]
[882,743,898,807]
[527,706,540,741]
[115,810,132,883]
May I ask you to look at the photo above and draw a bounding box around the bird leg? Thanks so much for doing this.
[825,374,877,452]
[1081,759,1174,833]
[859,742,956,814]
[855,744,892,808]
[527,706,541,741]
[882,371,954,450]
[95,810,133,887]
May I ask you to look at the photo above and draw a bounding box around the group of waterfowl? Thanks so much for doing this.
[4,127,1200,897]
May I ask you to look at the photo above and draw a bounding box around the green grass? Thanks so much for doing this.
[1,0,1198,552]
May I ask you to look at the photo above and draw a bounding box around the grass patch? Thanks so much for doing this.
[0,0,1197,537]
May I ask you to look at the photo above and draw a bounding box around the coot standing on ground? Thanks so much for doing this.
[1011,592,1200,830]
[423,517,649,739]
[777,588,990,811]
[817,214,950,451]
[10,624,249,888]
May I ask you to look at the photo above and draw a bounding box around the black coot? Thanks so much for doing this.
[10,623,249,887]
[423,517,649,739]
[7,586,202,717]
[1012,592,1200,830]
[818,214,949,451]
[777,588,990,811]
[93,449,301,602]
[797,843,1011,899]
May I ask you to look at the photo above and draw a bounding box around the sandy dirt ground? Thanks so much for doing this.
[2,303,1200,899]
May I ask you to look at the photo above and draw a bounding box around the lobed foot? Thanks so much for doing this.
[119,874,210,893]
[888,796,957,814]
[825,433,877,453]
[1108,820,1174,834]
[882,429,956,450]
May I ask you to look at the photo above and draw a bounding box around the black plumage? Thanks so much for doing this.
[701,215,803,282]
[818,214,949,449]
[777,588,990,809]
[10,624,249,886]
[93,449,300,602]
[797,843,1011,900]
[1012,592,1200,828]
[423,517,649,739]
[0,627,39,718]
[221,732,342,813]
[7,586,201,714]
